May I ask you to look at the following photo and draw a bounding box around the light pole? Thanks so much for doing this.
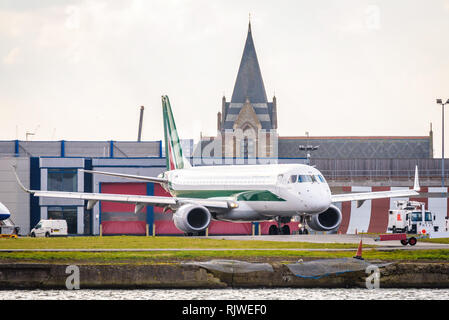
[437,99,449,187]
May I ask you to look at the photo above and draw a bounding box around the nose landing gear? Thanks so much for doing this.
[297,215,309,235]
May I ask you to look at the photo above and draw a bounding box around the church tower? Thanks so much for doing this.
[218,21,278,160]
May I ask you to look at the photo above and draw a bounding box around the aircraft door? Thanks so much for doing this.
[276,174,284,195]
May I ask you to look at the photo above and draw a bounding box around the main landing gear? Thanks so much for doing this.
[268,217,291,235]
[184,230,207,237]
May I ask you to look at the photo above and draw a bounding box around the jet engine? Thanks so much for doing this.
[173,204,211,234]
[306,204,342,232]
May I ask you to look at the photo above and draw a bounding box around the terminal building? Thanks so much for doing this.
[0,22,446,236]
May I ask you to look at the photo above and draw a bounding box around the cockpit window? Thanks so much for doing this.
[298,175,313,182]
[317,175,325,183]
[311,175,317,182]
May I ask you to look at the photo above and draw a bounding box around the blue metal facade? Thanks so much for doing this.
[29,157,40,230]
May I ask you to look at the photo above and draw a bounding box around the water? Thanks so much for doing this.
[1,288,448,300]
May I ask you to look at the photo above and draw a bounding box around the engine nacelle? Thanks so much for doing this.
[306,204,342,232]
[173,204,211,233]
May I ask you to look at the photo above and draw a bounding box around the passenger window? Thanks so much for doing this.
[289,175,297,183]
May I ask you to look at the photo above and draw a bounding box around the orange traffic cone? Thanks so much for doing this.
[353,239,364,260]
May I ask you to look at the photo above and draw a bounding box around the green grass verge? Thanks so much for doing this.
[1,248,449,264]
[1,236,448,264]
[420,238,449,244]
[0,236,364,250]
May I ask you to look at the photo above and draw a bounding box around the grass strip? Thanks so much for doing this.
[0,236,366,250]
[420,238,449,244]
[1,248,448,264]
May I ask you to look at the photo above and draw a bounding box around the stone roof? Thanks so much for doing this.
[278,136,432,159]
[193,136,432,159]
[230,22,268,104]
[222,22,274,131]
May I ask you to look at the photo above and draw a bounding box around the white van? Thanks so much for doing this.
[30,220,68,237]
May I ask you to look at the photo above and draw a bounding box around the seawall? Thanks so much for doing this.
[1,262,449,289]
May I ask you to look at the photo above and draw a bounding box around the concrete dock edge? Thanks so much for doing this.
[1,262,449,289]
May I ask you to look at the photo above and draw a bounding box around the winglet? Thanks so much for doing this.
[12,165,32,194]
[414,165,420,192]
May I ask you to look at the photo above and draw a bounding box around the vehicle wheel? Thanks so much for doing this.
[303,228,309,235]
[392,226,396,233]
[269,225,279,235]
[45,232,50,238]
[400,239,408,246]
[298,229,303,235]
[281,225,290,235]
[30,232,35,238]
[408,237,417,246]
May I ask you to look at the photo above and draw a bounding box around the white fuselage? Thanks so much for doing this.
[163,163,332,221]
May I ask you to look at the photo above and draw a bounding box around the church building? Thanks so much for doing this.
[216,22,278,161]
[195,22,432,163]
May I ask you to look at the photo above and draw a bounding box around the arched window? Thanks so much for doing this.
[241,123,256,159]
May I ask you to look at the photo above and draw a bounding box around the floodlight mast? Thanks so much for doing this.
[298,145,319,165]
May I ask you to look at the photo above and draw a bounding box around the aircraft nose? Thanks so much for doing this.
[317,196,331,211]
[310,190,331,213]
[0,202,11,221]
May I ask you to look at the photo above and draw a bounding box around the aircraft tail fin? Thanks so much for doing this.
[162,96,189,170]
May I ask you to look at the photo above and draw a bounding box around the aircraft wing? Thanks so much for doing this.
[30,190,231,209]
[12,166,233,212]
[331,188,419,204]
[331,166,420,207]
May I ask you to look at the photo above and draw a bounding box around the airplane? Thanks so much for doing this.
[13,95,421,235]
[0,202,11,222]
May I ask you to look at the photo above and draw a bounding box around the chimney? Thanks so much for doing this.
[137,106,144,142]
[429,122,433,158]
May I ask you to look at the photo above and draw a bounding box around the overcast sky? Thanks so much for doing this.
[1,0,449,156]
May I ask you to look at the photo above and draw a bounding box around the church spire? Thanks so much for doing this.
[230,21,268,104]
